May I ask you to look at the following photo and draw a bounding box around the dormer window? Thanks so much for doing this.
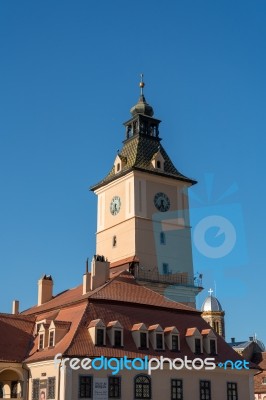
[49,330,55,347]
[140,332,148,349]
[156,333,163,350]
[186,327,203,354]
[96,328,105,346]
[151,150,165,171]
[107,321,123,347]
[132,323,148,349]
[39,333,44,350]
[148,324,165,350]
[88,319,106,346]
[114,330,122,347]
[202,329,217,355]
[165,326,180,352]
[114,154,127,174]
[210,339,216,355]
[195,338,202,354]
[172,335,179,351]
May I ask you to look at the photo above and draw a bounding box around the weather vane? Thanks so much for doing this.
[139,73,145,95]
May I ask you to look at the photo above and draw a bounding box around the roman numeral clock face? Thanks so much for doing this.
[154,192,170,212]
[110,196,121,215]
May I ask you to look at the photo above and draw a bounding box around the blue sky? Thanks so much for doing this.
[0,1,265,345]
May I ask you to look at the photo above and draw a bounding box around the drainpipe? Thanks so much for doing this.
[57,360,62,400]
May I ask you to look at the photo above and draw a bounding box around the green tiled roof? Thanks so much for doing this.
[91,134,196,190]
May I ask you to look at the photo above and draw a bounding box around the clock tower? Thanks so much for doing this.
[91,77,202,307]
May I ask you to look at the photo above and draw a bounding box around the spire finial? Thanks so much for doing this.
[139,73,145,95]
[208,288,214,296]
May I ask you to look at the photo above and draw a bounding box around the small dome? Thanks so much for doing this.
[201,295,223,312]
[130,95,154,117]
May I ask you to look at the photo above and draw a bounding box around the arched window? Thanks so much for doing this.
[0,382,4,399]
[135,375,151,399]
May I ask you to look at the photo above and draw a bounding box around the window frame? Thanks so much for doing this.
[108,376,121,399]
[114,329,122,347]
[96,328,105,346]
[195,338,202,354]
[79,375,93,399]
[156,333,163,350]
[47,377,56,399]
[39,333,44,350]
[160,232,166,245]
[200,380,211,400]
[209,339,217,355]
[49,331,55,347]
[171,334,180,351]
[134,374,152,399]
[32,379,40,400]
[227,382,238,400]
[171,379,183,400]
[139,332,148,349]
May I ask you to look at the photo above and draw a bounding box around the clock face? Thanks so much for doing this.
[154,192,170,212]
[110,196,121,215]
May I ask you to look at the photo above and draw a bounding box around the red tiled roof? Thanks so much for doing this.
[201,329,212,336]
[3,270,255,367]
[253,353,266,393]
[110,256,139,269]
[164,326,177,333]
[24,302,87,363]
[186,327,198,337]
[66,302,246,364]
[0,313,35,362]
[89,272,198,313]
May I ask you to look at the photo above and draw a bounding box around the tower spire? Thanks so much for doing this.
[139,73,145,96]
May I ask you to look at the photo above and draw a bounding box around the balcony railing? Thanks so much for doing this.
[134,267,203,288]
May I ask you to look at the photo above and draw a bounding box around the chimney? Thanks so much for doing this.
[12,300,19,314]
[249,336,254,342]
[90,255,110,291]
[231,337,235,344]
[83,258,91,295]
[38,275,53,306]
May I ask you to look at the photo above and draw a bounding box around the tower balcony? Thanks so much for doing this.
[134,266,203,289]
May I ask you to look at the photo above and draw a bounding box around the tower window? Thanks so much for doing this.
[162,263,169,275]
[156,160,161,169]
[160,232,166,245]
[112,236,117,247]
